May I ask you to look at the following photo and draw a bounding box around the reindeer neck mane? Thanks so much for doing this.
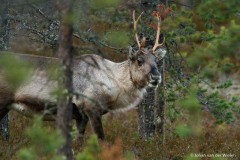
[112,59,142,91]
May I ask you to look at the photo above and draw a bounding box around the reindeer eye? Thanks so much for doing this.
[137,57,144,66]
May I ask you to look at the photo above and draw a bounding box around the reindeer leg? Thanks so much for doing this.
[73,104,89,136]
[0,97,12,121]
[0,106,10,140]
[85,108,105,140]
[0,108,9,122]
[0,88,12,140]
[89,114,104,140]
[77,111,89,136]
[0,93,12,121]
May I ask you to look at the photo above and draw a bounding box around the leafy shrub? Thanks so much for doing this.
[18,116,65,160]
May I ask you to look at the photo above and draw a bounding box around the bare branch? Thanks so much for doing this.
[73,33,128,53]
[29,4,53,22]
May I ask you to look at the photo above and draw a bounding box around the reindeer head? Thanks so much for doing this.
[129,11,166,88]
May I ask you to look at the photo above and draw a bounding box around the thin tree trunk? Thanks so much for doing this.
[55,0,73,159]
[138,0,159,139]
[154,86,161,133]
[159,59,166,144]
[0,0,10,141]
[138,88,155,138]
[138,0,169,140]
[155,60,166,144]
[157,0,168,144]
[0,0,10,50]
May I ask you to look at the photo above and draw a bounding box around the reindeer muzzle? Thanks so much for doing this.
[149,74,161,87]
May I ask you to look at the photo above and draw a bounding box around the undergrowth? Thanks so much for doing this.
[0,110,239,160]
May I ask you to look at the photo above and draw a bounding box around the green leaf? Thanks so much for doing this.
[18,149,36,160]
[175,124,193,138]
[106,30,130,47]
[0,53,33,88]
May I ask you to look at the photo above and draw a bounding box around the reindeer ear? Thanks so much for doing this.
[153,48,166,60]
[128,46,137,60]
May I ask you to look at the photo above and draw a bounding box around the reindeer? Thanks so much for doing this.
[0,11,166,140]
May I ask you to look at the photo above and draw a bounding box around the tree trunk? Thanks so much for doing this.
[154,61,166,144]
[138,0,168,139]
[138,0,159,139]
[159,59,166,144]
[55,0,73,159]
[138,88,155,138]
[0,0,10,141]
[156,0,168,144]
[0,0,10,50]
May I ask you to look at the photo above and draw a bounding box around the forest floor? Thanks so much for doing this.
[0,109,239,160]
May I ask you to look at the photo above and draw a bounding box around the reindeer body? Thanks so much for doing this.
[0,11,166,139]
[73,54,146,112]
[1,54,145,112]
[0,50,165,139]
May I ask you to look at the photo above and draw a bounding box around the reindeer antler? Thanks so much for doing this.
[133,10,145,49]
[152,15,164,51]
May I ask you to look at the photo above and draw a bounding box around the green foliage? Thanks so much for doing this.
[213,22,240,59]
[188,20,240,77]
[167,92,177,102]
[66,10,82,26]
[175,124,193,138]
[184,154,200,160]
[204,92,236,124]
[179,85,201,125]
[90,0,120,9]
[216,80,232,89]
[169,106,178,122]
[164,0,240,128]
[198,0,240,25]
[0,53,33,88]
[213,158,227,160]
[180,94,200,112]
[106,30,130,48]
[18,116,65,160]
[166,0,240,78]
[76,134,100,160]
[124,151,135,160]
[18,150,37,160]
